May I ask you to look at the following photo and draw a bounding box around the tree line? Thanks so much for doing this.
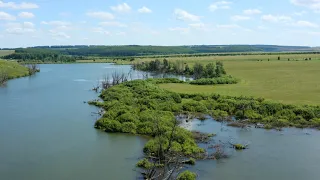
[133,59,228,80]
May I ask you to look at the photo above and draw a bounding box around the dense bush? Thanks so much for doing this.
[177,171,197,180]
[133,61,227,80]
[189,76,239,85]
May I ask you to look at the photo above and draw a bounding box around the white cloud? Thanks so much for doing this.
[0,11,16,20]
[294,11,307,16]
[18,12,34,18]
[86,11,114,20]
[23,22,34,28]
[292,20,319,28]
[92,27,111,35]
[138,6,152,13]
[169,27,190,34]
[174,9,201,22]
[49,30,71,39]
[261,14,292,23]
[0,1,39,9]
[5,22,35,34]
[291,0,320,11]
[308,31,320,35]
[209,1,232,11]
[231,15,251,21]
[243,9,262,15]
[99,21,127,27]
[116,32,127,36]
[217,24,240,29]
[41,21,70,26]
[189,23,205,28]
[110,3,131,13]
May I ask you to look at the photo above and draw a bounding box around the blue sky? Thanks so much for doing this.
[0,0,320,48]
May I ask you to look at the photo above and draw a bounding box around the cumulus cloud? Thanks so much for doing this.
[169,27,190,34]
[110,3,131,13]
[138,6,152,13]
[243,9,262,15]
[174,9,201,22]
[92,27,111,35]
[261,14,293,23]
[18,12,35,18]
[216,24,240,29]
[291,0,320,11]
[41,21,70,26]
[0,1,39,9]
[231,15,251,21]
[294,11,307,16]
[209,1,232,11]
[98,21,127,27]
[49,30,71,39]
[5,22,35,34]
[0,11,15,20]
[292,20,319,28]
[86,11,114,20]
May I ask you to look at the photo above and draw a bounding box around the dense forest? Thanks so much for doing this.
[2,45,319,62]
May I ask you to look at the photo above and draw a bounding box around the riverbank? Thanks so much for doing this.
[0,60,30,84]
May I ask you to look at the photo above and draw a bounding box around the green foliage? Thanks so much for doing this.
[189,76,239,85]
[121,122,137,134]
[95,119,122,132]
[177,171,197,180]
[136,158,153,169]
[134,61,228,80]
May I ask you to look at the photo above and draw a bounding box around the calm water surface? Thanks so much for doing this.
[1,63,320,180]
[0,64,146,180]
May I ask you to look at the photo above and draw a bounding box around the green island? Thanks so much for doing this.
[2,45,320,179]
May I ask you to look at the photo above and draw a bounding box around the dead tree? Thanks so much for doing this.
[26,64,40,75]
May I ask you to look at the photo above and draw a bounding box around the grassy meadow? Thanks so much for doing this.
[0,60,29,79]
[160,60,320,105]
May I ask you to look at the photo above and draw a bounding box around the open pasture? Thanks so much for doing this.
[160,60,320,105]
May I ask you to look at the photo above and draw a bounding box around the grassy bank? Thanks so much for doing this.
[160,61,320,105]
[0,60,29,79]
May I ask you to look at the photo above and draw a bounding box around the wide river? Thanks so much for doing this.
[0,63,320,180]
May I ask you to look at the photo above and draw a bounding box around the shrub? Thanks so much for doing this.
[95,119,122,132]
[177,171,197,180]
[121,122,137,134]
[136,158,153,169]
[189,76,239,85]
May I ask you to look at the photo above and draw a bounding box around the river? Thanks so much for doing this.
[0,63,320,180]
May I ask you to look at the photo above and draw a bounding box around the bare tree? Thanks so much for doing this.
[26,64,40,75]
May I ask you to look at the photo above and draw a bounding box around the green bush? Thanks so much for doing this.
[121,122,137,134]
[136,158,153,169]
[95,119,122,132]
[177,171,197,180]
[189,76,239,85]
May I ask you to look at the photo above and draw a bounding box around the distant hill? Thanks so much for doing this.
[1,45,319,60]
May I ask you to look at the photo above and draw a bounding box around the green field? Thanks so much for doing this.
[0,50,15,57]
[160,61,320,105]
[0,60,29,79]
[137,53,320,65]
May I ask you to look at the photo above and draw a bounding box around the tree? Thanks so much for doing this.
[215,61,226,77]
[205,63,216,78]
[193,63,204,80]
